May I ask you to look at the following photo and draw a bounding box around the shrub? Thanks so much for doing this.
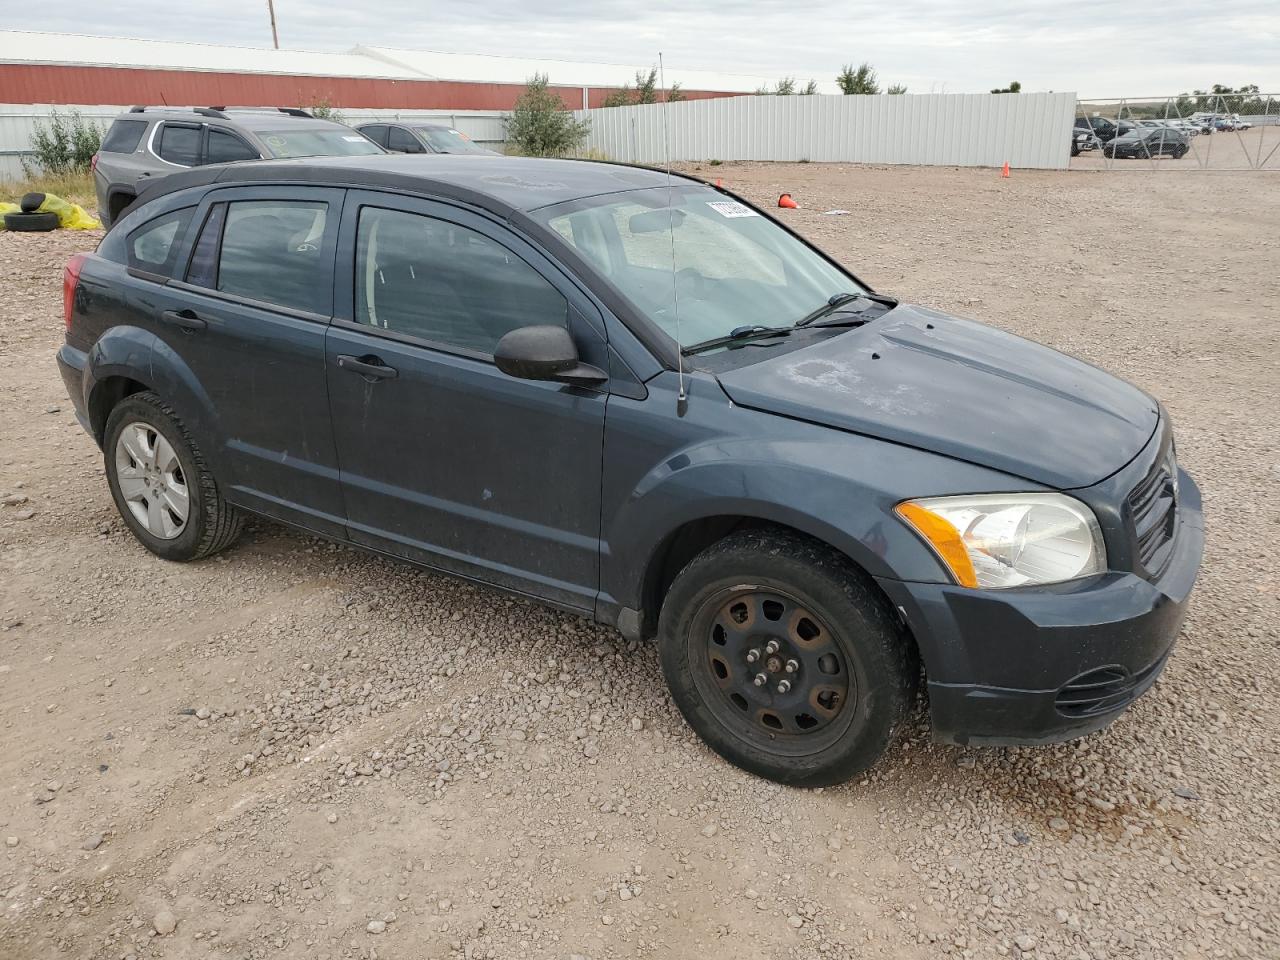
[22,110,103,177]
[837,64,880,95]
[308,100,347,124]
[505,74,591,157]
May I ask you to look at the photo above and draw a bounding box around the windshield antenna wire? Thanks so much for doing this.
[659,52,687,412]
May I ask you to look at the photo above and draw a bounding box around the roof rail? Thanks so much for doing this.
[278,107,312,117]
[128,105,146,113]
[195,107,229,118]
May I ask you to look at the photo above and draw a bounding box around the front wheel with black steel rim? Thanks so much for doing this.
[104,392,243,562]
[658,529,916,786]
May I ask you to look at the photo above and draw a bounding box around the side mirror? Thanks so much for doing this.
[494,325,607,387]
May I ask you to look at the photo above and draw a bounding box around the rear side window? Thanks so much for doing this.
[157,124,201,166]
[354,206,567,354]
[191,200,330,315]
[206,129,259,164]
[101,119,146,154]
[127,207,195,275]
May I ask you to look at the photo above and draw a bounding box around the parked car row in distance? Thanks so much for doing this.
[92,107,503,228]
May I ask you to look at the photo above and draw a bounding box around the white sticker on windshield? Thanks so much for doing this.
[706,200,759,218]
[342,135,367,142]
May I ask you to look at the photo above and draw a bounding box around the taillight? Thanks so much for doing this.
[90,153,99,173]
[63,254,88,332]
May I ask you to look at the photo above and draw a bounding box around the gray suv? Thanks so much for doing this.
[355,121,498,156]
[93,107,383,226]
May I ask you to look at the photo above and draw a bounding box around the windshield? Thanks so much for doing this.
[535,186,861,346]
[258,129,382,159]
[415,126,492,155]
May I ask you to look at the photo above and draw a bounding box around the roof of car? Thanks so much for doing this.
[145,154,703,215]
[116,107,347,132]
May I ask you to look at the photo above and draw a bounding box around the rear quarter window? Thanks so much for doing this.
[101,119,147,154]
[127,207,196,276]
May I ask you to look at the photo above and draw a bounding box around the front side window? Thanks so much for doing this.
[354,206,567,355]
[191,200,330,314]
[206,129,260,164]
[157,124,201,166]
[537,187,857,347]
[257,128,381,158]
[128,206,195,274]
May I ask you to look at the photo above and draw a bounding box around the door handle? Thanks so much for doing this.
[337,354,398,381]
[160,309,206,331]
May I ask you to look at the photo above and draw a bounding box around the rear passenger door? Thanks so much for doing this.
[324,191,608,610]
[162,185,348,536]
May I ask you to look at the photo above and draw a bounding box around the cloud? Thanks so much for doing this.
[17,0,1280,97]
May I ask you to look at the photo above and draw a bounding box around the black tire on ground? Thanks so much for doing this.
[104,391,243,562]
[1174,145,1188,159]
[3,211,58,232]
[658,528,917,787]
[107,192,135,226]
[1071,142,1080,157]
[19,191,46,213]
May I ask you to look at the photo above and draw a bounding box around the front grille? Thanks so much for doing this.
[1055,653,1169,718]
[1127,447,1177,575]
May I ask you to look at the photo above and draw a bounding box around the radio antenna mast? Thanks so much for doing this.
[659,52,686,410]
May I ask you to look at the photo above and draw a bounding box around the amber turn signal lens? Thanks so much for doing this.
[895,502,979,588]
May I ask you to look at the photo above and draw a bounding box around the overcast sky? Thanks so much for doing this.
[20,1,1280,98]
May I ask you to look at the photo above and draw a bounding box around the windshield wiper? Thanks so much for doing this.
[681,324,792,356]
[794,291,899,327]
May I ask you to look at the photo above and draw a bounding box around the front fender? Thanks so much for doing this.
[600,375,1045,616]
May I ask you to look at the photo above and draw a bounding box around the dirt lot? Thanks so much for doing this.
[2,164,1278,960]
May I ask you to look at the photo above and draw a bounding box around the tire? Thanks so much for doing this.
[3,211,58,232]
[1071,142,1080,157]
[1174,146,1187,159]
[19,191,45,213]
[658,529,916,786]
[104,392,243,562]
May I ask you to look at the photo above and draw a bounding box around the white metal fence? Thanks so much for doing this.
[0,105,509,180]
[573,92,1078,170]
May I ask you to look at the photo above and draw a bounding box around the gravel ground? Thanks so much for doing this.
[1,164,1277,960]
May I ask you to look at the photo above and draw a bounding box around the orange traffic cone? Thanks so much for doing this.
[778,193,798,208]
[1001,162,1010,178]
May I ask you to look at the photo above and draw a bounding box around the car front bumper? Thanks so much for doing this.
[876,469,1204,747]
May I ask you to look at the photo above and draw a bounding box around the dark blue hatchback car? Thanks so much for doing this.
[56,155,1203,785]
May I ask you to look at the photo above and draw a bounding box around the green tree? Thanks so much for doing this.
[505,74,591,157]
[837,63,879,95]
[775,77,797,96]
[21,109,103,177]
[800,80,819,95]
[991,80,1022,94]
[602,67,685,107]
[887,83,908,95]
[755,77,817,95]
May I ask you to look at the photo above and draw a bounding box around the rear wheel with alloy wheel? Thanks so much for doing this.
[104,392,243,561]
[658,529,916,786]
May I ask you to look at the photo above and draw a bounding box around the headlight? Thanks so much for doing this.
[895,493,1106,589]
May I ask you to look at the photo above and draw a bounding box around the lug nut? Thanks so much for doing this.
[777,680,792,694]
[753,673,768,687]
[785,659,799,673]
[746,648,760,663]
[765,640,780,655]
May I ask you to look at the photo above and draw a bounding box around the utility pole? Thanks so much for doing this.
[267,0,280,49]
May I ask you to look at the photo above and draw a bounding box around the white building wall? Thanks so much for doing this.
[575,92,1077,170]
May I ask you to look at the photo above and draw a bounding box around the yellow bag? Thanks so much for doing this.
[0,201,20,228]
[37,192,102,230]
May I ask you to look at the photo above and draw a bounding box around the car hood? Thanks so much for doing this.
[714,304,1159,489]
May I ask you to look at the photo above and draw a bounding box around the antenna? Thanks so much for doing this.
[659,52,687,410]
